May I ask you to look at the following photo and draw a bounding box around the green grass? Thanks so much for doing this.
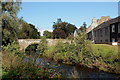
[91,44,118,59]
[90,44,120,73]
[43,43,120,74]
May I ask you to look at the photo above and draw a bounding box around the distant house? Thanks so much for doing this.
[86,16,120,45]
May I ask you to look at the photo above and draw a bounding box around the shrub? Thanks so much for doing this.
[2,52,62,79]
[37,37,48,55]
[43,32,93,64]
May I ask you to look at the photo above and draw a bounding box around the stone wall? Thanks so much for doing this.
[18,39,69,50]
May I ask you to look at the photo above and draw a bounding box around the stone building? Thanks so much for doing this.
[86,16,110,43]
[86,16,120,45]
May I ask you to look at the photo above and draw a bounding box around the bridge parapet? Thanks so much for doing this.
[18,39,68,50]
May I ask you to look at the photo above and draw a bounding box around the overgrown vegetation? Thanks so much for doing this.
[1,1,62,79]
[91,44,120,73]
[37,37,48,55]
[1,1,40,46]
[2,42,63,79]
[1,1,120,79]
[41,32,120,74]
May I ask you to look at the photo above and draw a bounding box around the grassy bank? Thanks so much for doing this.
[42,42,120,74]
[90,44,120,73]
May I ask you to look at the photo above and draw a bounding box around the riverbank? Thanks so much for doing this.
[2,51,63,78]
[42,43,120,74]
[25,55,120,78]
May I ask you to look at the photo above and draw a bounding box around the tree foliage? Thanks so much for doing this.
[1,0,21,46]
[79,22,87,32]
[18,19,40,39]
[1,1,40,46]
[43,30,53,39]
[53,28,66,39]
[53,21,77,39]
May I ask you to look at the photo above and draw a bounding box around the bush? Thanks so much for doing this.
[37,37,48,55]
[3,41,24,55]
[43,32,93,64]
[39,31,120,74]
[2,52,62,79]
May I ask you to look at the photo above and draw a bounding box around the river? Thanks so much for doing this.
[24,57,120,79]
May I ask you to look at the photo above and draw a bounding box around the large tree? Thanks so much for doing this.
[1,0,21,46]
[53,21,77,39]
[18,19,40,39]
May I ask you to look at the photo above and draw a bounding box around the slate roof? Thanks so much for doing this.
[94,16,120,31]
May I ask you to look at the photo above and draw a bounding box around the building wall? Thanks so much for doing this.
[94,26,110,44]
[87,31,92,40]
[86,16,111,41]
[110,22,120,43]
[87,16,120,44]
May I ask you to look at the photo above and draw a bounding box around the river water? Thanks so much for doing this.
[24,57,120,79]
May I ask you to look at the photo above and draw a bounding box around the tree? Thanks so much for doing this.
[17,19,40,39]
[43,30,53,39]
[79,22,87,32]
[53,28,66,39]
[52,20,77,39]
[1,0,21,46]
[66,24,77,37]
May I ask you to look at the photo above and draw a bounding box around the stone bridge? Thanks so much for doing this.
[18,39,69,50]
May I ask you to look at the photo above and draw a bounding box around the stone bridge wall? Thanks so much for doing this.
[18,39,69,50]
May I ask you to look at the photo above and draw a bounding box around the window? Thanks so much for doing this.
[118,23,120,33]
[112,24,115,32]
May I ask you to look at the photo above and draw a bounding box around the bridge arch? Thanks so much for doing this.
[18,39,41,50]
[25,43,39,55]
[18,39,69,50]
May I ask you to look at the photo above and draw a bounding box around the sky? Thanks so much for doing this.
[17,2,118,35]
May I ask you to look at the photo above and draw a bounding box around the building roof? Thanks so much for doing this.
[86,16,110,33]
[94,16,120,31]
